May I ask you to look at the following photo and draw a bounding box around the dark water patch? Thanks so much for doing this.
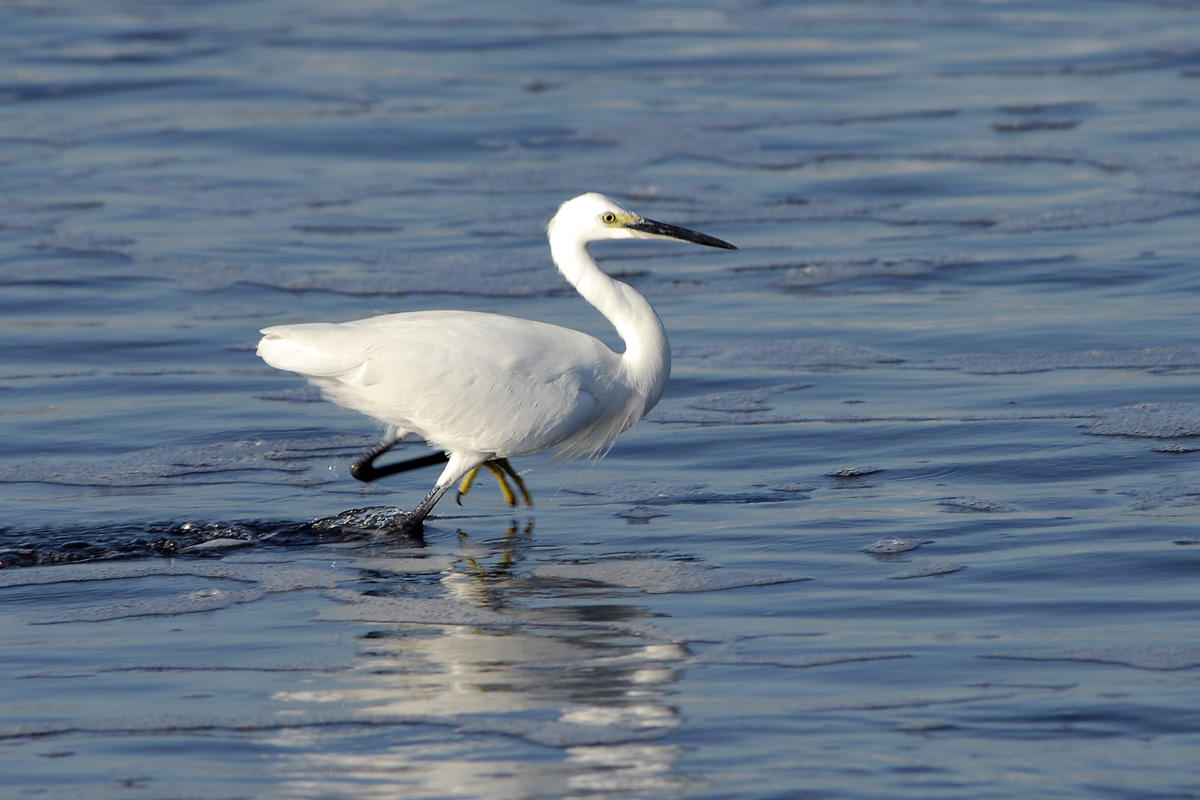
[1000,101,1096,116]
[0,198,105,214]
[819,108,960,127]
[0,77,208,104]
[0,506,424,569]
[993,119,1080,133]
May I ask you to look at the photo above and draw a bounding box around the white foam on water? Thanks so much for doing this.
[1087,402,1200,438]
[683,339,905,369]
[686,382,812,413]
[318,591,535,627]
[614,506,670,523]
[1,558,342,623]
[889,564,967,580]
[1120,484,1200,511]
[929,349,1200,375]
[36,588,265,624]
[864,537,931,555]
[938,497,1020,513]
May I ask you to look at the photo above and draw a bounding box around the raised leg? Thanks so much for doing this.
[351,440,449,483]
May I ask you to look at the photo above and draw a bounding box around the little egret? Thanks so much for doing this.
[257,192,736,534]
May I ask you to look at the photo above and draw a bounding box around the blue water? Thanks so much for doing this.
[4,1,1200,797]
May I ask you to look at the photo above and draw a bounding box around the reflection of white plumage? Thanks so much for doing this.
[257,192,736,534]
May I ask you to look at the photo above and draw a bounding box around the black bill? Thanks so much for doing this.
[626,218,738,250]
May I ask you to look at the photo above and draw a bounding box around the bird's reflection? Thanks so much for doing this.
[451,520,534,593]
[270,518,693,798]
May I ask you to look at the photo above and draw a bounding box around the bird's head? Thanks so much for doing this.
[548,192,737,250]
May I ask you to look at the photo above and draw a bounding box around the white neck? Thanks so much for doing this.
[549,233,670,412]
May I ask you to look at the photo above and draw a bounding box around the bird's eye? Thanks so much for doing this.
[601,212,617,224]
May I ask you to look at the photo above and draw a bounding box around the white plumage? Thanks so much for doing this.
[257,192,736,534]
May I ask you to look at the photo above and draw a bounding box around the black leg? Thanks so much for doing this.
[349,439,398,482]
[350,442,449,483]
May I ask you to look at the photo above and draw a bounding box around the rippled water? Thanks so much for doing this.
[4,1,1200,798]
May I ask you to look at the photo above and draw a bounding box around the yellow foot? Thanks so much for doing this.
[456,458,533,507]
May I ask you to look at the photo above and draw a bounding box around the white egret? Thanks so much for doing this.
[257,192,736,535]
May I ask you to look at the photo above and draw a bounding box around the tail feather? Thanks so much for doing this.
[257,324,368,378]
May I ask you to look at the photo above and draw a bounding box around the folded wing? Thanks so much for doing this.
[258,310,629,459]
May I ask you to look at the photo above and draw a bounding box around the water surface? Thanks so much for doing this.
[3,1,1200,798]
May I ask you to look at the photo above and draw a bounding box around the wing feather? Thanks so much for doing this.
[258,310,627,457]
